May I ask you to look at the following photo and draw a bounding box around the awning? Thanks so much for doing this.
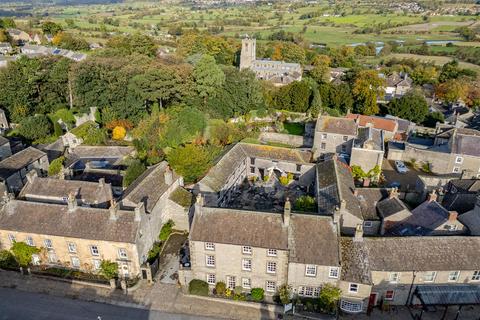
[414,285,480,306]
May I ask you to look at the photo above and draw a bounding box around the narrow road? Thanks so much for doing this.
[0,287,217,320]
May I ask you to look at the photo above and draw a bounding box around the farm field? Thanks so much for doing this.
[386,53,480,73]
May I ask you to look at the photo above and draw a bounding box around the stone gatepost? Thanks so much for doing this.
[109,278,116,289]
[120,279,127,294]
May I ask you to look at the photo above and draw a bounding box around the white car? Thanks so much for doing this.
[394,160,408,174]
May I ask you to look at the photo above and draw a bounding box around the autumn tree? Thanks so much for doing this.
[352,70,385,115]
[435,79,470,104]
[42,21,63,35]
[310,55,331,84]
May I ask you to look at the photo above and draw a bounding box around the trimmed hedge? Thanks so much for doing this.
[189,279,209,296]
[250,287,264,301]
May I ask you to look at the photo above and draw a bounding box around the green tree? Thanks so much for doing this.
[18,115,52,141]
[159,220,175,242]
[0,18,16,28]
[123,159,146,187]
[423,111,445,128]
[456,27,477,41]
[53,32,89,51]
[167,144,220,183]
[100,260,118,279]
[106,34,157,57]
[11,242,40,267]
[310,55,331,84]
[0,250,18,269]
[318,284,342,314]
[42,21,63,35]
[193,54,225,105]
[278,284,292,305]
[387,91,428,123]
[48,156,65,176]
[352,70,385,115]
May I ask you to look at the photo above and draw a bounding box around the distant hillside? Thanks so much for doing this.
[0,0,123,4]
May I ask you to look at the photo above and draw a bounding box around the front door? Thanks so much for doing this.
[367,293,378,315]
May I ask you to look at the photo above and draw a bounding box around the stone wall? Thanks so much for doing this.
[259,132,309,148]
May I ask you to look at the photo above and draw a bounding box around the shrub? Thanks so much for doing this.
[18,115,53,141]
[11,242,41,267]
[318,283,342,314]
[234,286,243,295]
[112,126,127,140]
[250,288,264,301]
[294,195,317,212]
[189,279,209,296]
[0,250,18,269]
[215,281,226,296]
[48,156,65,176]
[123,159,146,187]
[278,284,291,305]
[147,242,162,263]
[159,220,174,242]
[100,260,118,279]
[279,175,289,185]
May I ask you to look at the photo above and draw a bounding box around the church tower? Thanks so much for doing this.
[240,36,256,70]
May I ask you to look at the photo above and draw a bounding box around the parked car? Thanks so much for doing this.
[394,160,408,174]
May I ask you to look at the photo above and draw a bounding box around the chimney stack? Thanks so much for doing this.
[67,192,77,212]
[353,189,358,197]
[448,211,458,222]
[389,187,398,199]
[164,165,173,185]
[195,193,204,215]
[26,170,37,184]
[340,199,346,210]
[427,190,437,202]
[109,199,118,221]
[354,224,363,242]
[283,198,291,227]
[99,178,105,188]
[134,202,145,222]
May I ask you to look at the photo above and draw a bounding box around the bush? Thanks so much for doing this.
[147,242,162,263]
[123,159,146,187]
[250,288,264,301]
[159,219,174,242]
[18,115,53,141]
[0,250,18,269]
[294,195,317,212]
[189,279,209,296]
[100,260,118,279]
[215,281,226,296]
[112,126,127,140]
[318,283,342,314]
[11,242,41,267]
[48,156,65,176]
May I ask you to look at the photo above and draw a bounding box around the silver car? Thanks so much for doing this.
[394,160,408,174]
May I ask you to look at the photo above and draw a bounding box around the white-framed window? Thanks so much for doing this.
[242,278,251,289]
[48,252,57,264]
[385,290,395,301]
[267,249,277,257]
[67,242,77,253]
[206,255,215,267]
[455,156,463,164]
[349,283,358,293]
[448,271,460,282]
[207,274,216,285]
[266,261,277,274]
[453,167,460,173]
[90,245,99,256]
[472,271,480,281]
[424,271,437,282]
[266,280,276,292]
[242,246,252,255]
[343,135,348,142]
[26,236,34,246]
[329,267,339,279]
[242,258,252,271]
[321,142,326,150]
[44,239,53,249]
[31,254,40,265]
[363,221,373,228]
[298,286,321,297]
[205,242,215,251]
[227,276,236,289]
[7,234,15,244]
[118,248,128,259]
[389,272,399,283]
[92,259,101,270]
[305,265,317,277]
[322,133,327,139]
[71,256,80,268]
[340,300,363,313]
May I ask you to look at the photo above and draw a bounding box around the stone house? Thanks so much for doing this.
[240,37,302,87]
[7,29,31,43]
[183,199,340,297]
[313,116,358,159]
[381,72,413,102]
[0,197,144,278]
[61,131,83,149]
[0,136,12,161]
[350,127,384,172]
[196,143,313,208]
[0,147,48,193]
[18,171,113,208]
[346,113,398,141]
[0,42,13,55]
[339,233,480,314]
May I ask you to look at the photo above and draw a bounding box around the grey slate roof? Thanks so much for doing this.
[415,285,480,305]
[19,176,113,207]
[290,215,339,266]
[190,207,289,250]
[377,196,410,218]
[0,136,9,146]
[198,142,311,193]
[315,116,357,136]
[122,161,178,212]
[353,127,384,151]
[356,188,389,221]
[0,200,138,243]
[0,147,46,180]
[458,206,480,236]
[341,237,480,284]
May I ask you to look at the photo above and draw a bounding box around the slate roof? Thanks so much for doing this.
[198,143,312,193]
[415,285,480,305]
[290,215,339,266]
[341,237,480,284]
[68,146,135,159]
[316,116,357,136]
[346,114,397,133]
[0,147,46,180]
[356,188,389,220]
[0,136,9,146]
[353,127,384,151]
[19,176,113,207]
[458,206,480,236]
[377,196,410,218]
[0,200,138,243]
[190,207,289,250]
[122,161,178,212]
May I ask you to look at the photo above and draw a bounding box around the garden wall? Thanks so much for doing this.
[259,132,308,147]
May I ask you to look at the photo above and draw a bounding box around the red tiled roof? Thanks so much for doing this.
[346,114,397,132]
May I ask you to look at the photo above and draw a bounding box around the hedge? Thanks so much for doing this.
[189,279,209,296]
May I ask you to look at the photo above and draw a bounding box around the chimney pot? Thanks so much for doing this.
[99,178,105,187]
[164,166,173,185]
[283,198,291,227]
[448,211,458,222]
[67,192,77,212]
[26,170,38,184]
[134,203,144,222]
[353,189,358,196]
[427,190,437,202]
[109,199,118,221]
[354,224,363,242]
